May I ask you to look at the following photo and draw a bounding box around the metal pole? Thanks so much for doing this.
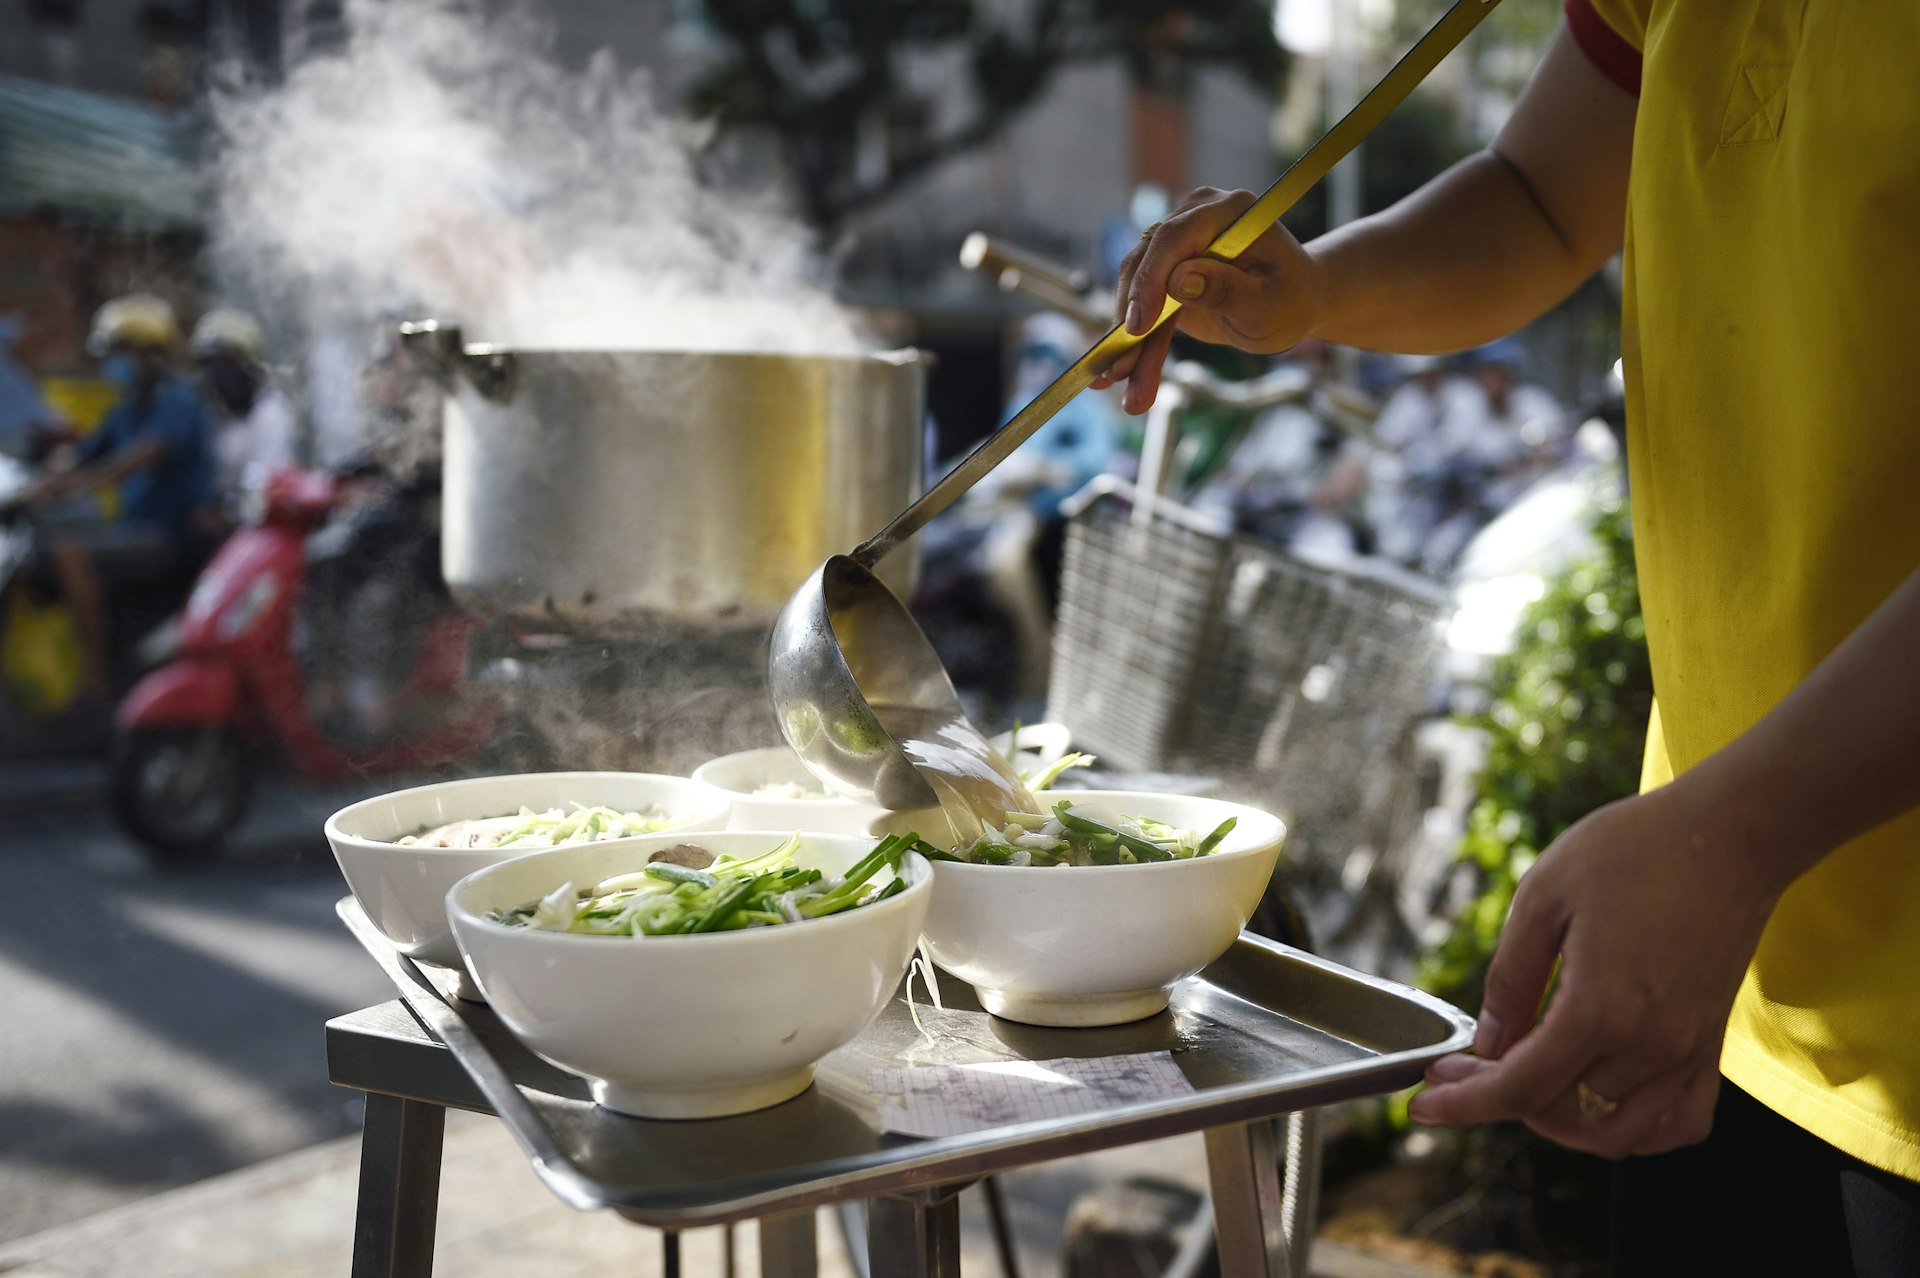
[1327,0,1365,231]
[1205,1121,1293,1278]
[835,1201,873,1278]
[868,1187,966,1278]
[351,1093,446,1278]
[1132,382,1187,526]
[981,1176,1024,1278]
[759,1210,820,1278]
[1327,0,1365,385]
[1279,1110,1323,1272]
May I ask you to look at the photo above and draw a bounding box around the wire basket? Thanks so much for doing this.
[1047,481,1450,874]
[1045,489,1233,772]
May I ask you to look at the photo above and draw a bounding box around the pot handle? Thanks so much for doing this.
[397,319,517,404]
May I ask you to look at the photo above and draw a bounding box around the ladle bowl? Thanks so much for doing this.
[767,554,956,811]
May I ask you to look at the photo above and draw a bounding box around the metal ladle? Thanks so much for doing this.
[769,0,1504,810]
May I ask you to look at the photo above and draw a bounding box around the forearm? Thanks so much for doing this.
[1681,567,1920,890]
[1307,151,1600,352]
[69,441,164,496]
[1103,24,1634,411]
[1309,23,1634,354]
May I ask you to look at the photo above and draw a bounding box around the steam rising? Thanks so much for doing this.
[211,0,862,352]
[205,0,883,773]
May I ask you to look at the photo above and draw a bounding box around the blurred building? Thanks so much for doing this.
[833,48,1274,301]
[0,0,276,377]
[672,4,1281,455]
[0,73,202,374]
[848,50,1276,453]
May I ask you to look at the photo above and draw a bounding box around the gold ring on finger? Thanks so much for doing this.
[1577,1081,1619,1119]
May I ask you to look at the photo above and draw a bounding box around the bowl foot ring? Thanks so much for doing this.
[591,1067,817,1119]
[977,986,1172,1028]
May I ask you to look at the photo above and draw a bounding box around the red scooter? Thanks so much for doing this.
[110,468,506,860]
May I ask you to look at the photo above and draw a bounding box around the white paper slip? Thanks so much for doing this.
[869,1052,1195,1138]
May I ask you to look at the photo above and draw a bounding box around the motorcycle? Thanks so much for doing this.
[110,466,506,861]
[0,453,199,753]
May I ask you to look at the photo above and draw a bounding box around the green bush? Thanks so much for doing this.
[1383,488,1652,1271]
[1418,491,1653,1009]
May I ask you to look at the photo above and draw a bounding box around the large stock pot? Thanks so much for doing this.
[402,323,925,634]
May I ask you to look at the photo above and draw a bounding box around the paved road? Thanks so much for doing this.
[0,762,404,1244]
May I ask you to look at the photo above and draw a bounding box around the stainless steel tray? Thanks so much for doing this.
[330,896,1471,1227]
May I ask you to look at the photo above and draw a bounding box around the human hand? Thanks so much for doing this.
[1091,187,1330,416]
[1408,782,1789,1158]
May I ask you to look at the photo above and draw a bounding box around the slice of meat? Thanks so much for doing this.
[648,843,714,869]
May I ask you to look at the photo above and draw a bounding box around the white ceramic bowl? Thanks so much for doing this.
[691,745,884,835]
[326,772,729,985]
[873,790,1285,1028]
[447,831,931,1118]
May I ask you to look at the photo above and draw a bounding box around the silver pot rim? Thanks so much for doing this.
[455,343,925,367]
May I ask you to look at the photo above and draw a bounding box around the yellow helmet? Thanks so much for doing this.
[88,294,182,356]
[190,307,267,363]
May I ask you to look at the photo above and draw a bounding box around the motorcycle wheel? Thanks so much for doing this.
[109,727,253,863]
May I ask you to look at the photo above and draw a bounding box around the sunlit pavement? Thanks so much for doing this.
[0,1113,1426,1278]
[0,763,399,1244]
[0,1109,1426,1278]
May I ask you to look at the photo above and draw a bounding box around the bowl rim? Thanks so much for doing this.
[325,770,728,848]
[446,831,932,951]
[690,747,870,806]
[924,834,1279,879]
[880,790,1285,877]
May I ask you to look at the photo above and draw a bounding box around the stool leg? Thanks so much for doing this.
[834,1200,872,1278]
[981,1177,1023,1278]
[352,1093,446,1278]
[1205,1120,1291,1278]
[868,1186,965,1278]
[759,1209,819,1278]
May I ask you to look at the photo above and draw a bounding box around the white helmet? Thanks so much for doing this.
[190,307,267,363]
[1018,311,1088,364]
[87,294,181,356]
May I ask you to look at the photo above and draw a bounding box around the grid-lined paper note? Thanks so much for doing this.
[869,1053,1194,1138]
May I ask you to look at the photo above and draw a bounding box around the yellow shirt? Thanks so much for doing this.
[1578,0,1920,1179]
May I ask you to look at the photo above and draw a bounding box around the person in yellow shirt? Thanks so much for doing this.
[1098,1,1919,1272]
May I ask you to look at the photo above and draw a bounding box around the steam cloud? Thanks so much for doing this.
[210,0,862,353]
[204,0,880,772]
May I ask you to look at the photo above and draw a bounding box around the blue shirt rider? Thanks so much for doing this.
[77,369,214,545]
[23,295,215,701]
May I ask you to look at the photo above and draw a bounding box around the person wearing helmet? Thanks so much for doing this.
[1368,352,1477,569]
[191,307,297,515]
[984,312,1121,524]
[1439,340,1564,483]
[23,294,214,699]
